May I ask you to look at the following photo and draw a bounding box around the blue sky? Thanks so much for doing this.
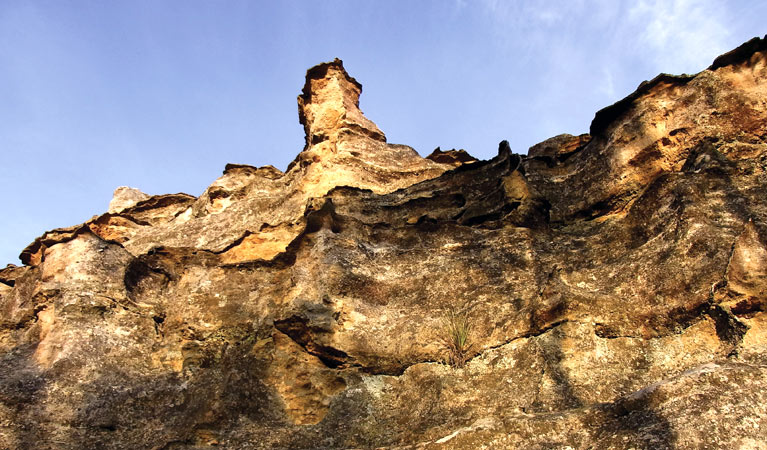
[1,0,765,265]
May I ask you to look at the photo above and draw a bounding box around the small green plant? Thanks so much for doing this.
[440,307,472,368]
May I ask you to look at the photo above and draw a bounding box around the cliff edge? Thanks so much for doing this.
[2,37,767,449]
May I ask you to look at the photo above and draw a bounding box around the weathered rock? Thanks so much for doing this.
[2,37,767,449]
[526,133,591,159]
[722,220,767,314]
[108,186,150,214]
[426,147,479,166]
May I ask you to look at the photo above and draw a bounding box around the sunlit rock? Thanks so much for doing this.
[2,36,767,449]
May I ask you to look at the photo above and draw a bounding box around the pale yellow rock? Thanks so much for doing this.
[108,186,150,213]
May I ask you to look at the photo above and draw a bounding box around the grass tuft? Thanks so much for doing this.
[440,307,472,368]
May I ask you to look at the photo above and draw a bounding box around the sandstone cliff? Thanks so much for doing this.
[2,37,767,449]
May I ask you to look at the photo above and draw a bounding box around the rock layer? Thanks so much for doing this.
[2,37,767,449]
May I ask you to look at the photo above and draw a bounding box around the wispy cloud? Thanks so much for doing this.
[473,0,730,72]
[467,0,733,102]
[473,0,593,53]
[600,67,616,98]
[450,0,737,148]
[629,0,731,74]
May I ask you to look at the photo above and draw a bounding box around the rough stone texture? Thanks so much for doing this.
[2,37,767,449]
[108,187,151,214]
[426,147,479,166]
[526,133,591,159]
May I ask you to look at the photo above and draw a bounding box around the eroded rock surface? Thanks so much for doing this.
[108,187,151,214]
[2,37,767,449]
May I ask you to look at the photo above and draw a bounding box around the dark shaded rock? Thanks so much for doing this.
[709,34,767,70]
[426,147,478,166]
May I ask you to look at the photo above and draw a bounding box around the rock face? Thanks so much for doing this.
[1,37,767,449]
[108,187,151,214]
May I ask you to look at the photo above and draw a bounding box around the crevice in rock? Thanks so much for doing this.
[466,320,571,365]
[120,193,196,215]
[272,317,442,376]
[706,303,748,352]
[90,212,153,228]
[214,200,341,268]
[304,199,342,234]
[19,224,91,265]
[458,202,519,227]
[152,313,166,337]
[569,196,627,222]
[216,227,305,269]
[0,306,44,331]
[593,301,712,340]
[273,318,351,370]
[124,258,174,299]
[214,230,260,255]
[93,295,151,317]
[705,232,749,351]
[593,298,748,351]
[0,265,27,287]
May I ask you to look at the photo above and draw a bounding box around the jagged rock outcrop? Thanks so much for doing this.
[108,187,151,214]
[1,37,767,449]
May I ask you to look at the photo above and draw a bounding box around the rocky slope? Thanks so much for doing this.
[2,37,767,449]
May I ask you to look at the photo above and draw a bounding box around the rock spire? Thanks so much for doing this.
[298,58,385,147]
